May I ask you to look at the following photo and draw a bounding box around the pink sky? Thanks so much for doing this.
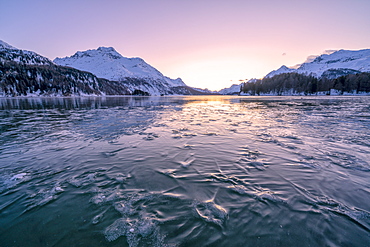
[1,0,370,90]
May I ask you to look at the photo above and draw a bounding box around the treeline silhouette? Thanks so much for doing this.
[0,61,130,96]
[241,72,370,95]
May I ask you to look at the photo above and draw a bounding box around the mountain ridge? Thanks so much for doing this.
[265,48,370,79]
[0,40,53,66]
[53,46,186,95]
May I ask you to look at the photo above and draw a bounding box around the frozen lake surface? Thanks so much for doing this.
[0,96,369,246]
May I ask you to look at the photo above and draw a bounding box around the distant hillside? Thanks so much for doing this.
[265,49,370,79]
[218,84,241,95]
[0,40,206,96]
[218,79,258,95]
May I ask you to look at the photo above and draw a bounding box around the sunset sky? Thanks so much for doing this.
[1,0,370,90]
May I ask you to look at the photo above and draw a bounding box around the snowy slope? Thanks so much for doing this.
[192,88,218,94]
[0,40,53,65]
[53,47,186,89]
[265,49,370,78]
[265,65,296,78]
[219,84,241,95]
[218,79,258,95]
[0,40,16,49]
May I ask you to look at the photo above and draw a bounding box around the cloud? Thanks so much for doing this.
[322,49,338,55]
[303,49,339,64]
[303,55,319,63]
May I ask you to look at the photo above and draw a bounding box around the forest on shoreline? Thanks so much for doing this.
[240,72,370,95]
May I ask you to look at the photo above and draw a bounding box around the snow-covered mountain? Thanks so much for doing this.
[218,79,258,95]
[54,47,187,95]
[0,40,130,96]
[218,84,241,95]
[265,49,370,78]
[265,65,296,78]
[192,88,218,95]
[1,40,206,96]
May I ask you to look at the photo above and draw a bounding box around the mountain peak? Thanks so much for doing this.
[97,46,117,53]
[279,65,289,70]
[96,47,122,58]
[265,65,295,78]
[67,46,122,60]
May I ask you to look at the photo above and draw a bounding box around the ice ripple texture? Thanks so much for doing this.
[0,96,369,247]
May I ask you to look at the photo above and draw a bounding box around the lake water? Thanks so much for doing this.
[0,96,369,247]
